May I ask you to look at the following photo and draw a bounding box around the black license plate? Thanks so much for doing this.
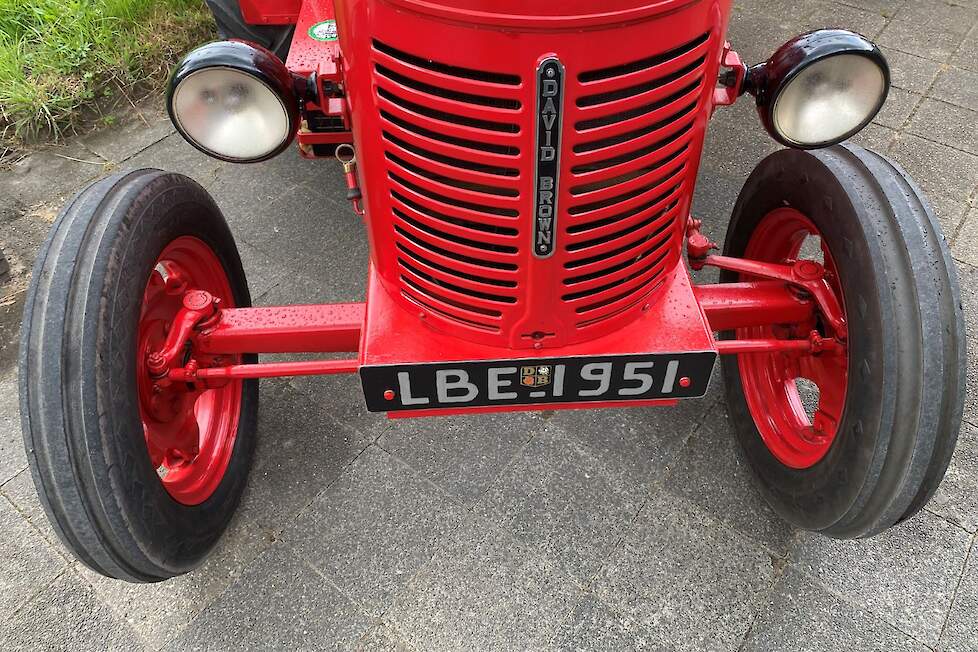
[360,352,716,412]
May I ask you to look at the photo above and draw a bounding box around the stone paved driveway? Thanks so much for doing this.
[1,0,978,649]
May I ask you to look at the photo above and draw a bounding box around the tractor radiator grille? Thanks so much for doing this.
[562,32,710,328]
[372,39,525,332]
[355,3,720,347]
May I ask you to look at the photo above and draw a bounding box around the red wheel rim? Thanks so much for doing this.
[137,236,241,505]
[737,208,849,469]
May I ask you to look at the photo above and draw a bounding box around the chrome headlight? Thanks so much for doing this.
[167,40,299,163]
[748,30,889,149]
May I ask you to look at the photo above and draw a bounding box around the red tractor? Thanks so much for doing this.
[20,0,966,583]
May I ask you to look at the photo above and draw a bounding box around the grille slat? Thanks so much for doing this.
[381,130,519,177]
[394,229,517,272]
[569,125,694,191]
[374,81,521,133]
[574,76,704,132]
[570,253,675,314]
[388,171,520,218]
[566,202,679,264]
[396,242,518,288]
[399,268,506,317]
[390,198,519,250]
[385,150,519,198]
[372,40,521,87]
[567,146,689,211]
[378,111,520,160]
[566,181,684,240]
[577,31,711,84]
[563,248,673,300]
[398,258,518,304]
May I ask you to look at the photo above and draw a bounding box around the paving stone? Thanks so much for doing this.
[386,514,582,651]
[80,511,274,650]
[701,102,782,178]
[80,100,175,163]
[551,592,660,652]
[726,6,805,63]
[888,134,978,207]
[0,368,26,485]
[0,467,62,552]
[875,86,923,129]
[1,145,106,210]
[878,18,966,62]
[243,214,369,305]
[283,446,465,617]
[0,494,67,615]
[377,411,545,504]
[801,0,889,38]
[952,205,978,267]
[928,422,978,533]
[664,418,797,558]
[744,565,929,651]
[121,133,226,191]
[830,0,906,18]
[474,426,648,585]
[880,47,943,94]
[907,99,978,156]
[920,192,972,241]
[0,569,142,651]
[238,380,372,532]
[951,30,978,71]
[167,544,373,651]
[547,389,714,504]
[593,491,775,651]
[791,510,973,644]
[851,123,899,152]
[236,239,292,303]
[354,622,416,651]
[932,66,978,111]
[940,539,978,652]
[892,1,978,36]
[286,371,386,444]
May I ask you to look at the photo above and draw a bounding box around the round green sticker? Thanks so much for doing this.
[308,20,338,42]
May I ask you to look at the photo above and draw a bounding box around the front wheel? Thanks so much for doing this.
[721,144,966,539]
[20,170,258,582]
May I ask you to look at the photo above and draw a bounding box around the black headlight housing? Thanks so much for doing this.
[745,30,890,149]
[167,40,301,163]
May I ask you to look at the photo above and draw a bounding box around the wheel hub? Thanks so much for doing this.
[137,237,242,505]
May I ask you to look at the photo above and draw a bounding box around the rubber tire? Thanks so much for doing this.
[205,0,294,61]
[720,143,966,539]
[20,169,258,582]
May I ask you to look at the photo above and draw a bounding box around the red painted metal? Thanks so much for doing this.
[169,359,358,383]
[240,0,302,24]
[734,208,849,469]
[331,0,734,349]
[196,303,363,353]
[702,254,847,338]
[137,237,242,505]
[695,282,813,331]
[287,0,353,156]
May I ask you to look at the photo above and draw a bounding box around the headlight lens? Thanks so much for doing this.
[747,30,890,149]
[172,68,291,162]
[772,54,887,147]
[167,40,298,163]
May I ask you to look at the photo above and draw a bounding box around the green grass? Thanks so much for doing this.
[0,0,212,150]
